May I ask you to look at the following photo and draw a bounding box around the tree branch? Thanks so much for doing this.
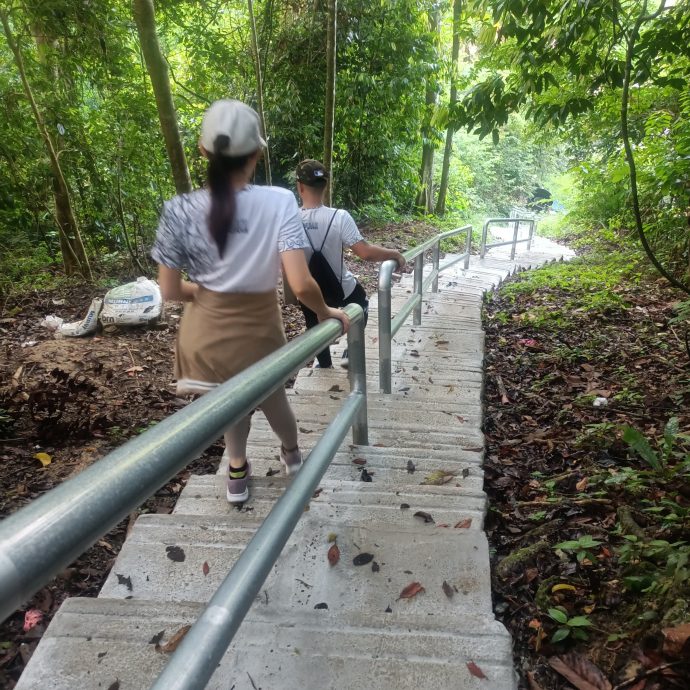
[164,55,210,105]
[620,0,690,295]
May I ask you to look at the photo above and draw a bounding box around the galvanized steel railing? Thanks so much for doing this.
[378,225,472,394]
[0,303,367,681]
[480,217,536,260]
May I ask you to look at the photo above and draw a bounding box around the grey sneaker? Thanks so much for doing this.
[280,446,303,476]
[226,460,252,504]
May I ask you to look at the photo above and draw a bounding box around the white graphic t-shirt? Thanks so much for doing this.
[300,206,363,299]
[151,186,309,293]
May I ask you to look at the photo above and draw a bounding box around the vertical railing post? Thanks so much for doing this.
[527,219,536,251]
[378,260,395,394]
[464,225,472,269]
[431,241,440,293]
[480,220,489,259]
[348,307,368,446]
[413,253,423,325]
[510,218,519,260]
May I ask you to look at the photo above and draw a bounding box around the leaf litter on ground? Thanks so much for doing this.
[483,256,690,689]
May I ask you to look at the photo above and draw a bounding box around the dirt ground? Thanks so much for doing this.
[482,257,690,689]
[0,220,427,688]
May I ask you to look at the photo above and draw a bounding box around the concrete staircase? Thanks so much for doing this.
[16,230,573,690]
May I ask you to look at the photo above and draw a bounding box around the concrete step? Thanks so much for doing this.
[101,513,495,615]
[294,366,482,390]
[288,386,481,416]
[213,442,485,483]
[175,474,487,528]
[294,373,484,400]
[400,273,500,292]
[203,438,486,486]
[289,389,484,415]
[249,414,484,449]
[17,597,516,690]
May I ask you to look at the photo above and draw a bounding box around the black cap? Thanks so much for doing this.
[296,159,329,186]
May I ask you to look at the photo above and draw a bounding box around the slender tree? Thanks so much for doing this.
[436,0,462,216]
[323,0,337,205]
[415,7,440,214]
[248,0,271,184]
[620,0,689,295]
[0,8,92,279]
[132,0,191,195]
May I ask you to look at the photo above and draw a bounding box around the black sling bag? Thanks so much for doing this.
[304,210,344,305]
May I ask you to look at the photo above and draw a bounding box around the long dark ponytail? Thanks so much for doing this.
[207,134,252,257]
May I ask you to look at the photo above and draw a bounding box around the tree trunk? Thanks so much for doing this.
[248,0,271,184]
[1,9,92,279]
[323,0,337,206]
[415,9,440,214]
[436,0,462,216]
[132,0,191,195]
[620,0,688,295]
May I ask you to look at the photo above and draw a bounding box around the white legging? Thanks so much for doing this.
[224,387,298,469]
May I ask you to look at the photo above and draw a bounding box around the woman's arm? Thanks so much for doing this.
[157,265,199,302]
[281,250,349,332]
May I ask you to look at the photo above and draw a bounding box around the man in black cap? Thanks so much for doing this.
[296,159,405,369]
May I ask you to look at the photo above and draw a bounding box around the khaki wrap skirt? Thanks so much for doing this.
[175,287,286,396]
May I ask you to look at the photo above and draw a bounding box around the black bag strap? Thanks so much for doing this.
[302,209,338,251]
[303,210,342,282]
[319,210,339,251]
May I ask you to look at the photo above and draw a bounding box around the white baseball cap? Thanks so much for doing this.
[200,99,266,157]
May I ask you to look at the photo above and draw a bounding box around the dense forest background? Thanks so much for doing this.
[0,0,688,293]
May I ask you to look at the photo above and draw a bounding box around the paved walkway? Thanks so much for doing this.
[17,229,573,690]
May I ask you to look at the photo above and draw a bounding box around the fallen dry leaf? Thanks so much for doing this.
[202,561,210,576]
[421,469,456,485]
[156,625,191,653]
[466,661,487,679]
[353,552,374,566]
[662,623,690,657]
[149,630,165,646]
[413,510,434,523]
[327,543,340,566]
[398,582,425,600]
[442,581,454,599]
[548,653,612,690]
[352,458,367,465]
[165,545,185,562]
[22,609,43,633]
[454,518,472,529]
[34,452,51,467]
[115,573,133,591]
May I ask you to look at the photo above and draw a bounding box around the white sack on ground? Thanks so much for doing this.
[101,277,162,326]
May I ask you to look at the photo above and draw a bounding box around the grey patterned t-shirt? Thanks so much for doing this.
[151,186,309,293]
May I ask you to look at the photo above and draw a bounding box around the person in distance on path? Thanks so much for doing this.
[296,159,406,368]
[152,100,349,504]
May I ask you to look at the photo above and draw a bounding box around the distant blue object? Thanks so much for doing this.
[552,199,566,212]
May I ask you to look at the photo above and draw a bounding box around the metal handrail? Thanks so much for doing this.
[378,225,472,393]
[480,217,536,260]
[0,303,367,626]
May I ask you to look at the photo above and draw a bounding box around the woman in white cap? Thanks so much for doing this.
[151,99,349,503]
